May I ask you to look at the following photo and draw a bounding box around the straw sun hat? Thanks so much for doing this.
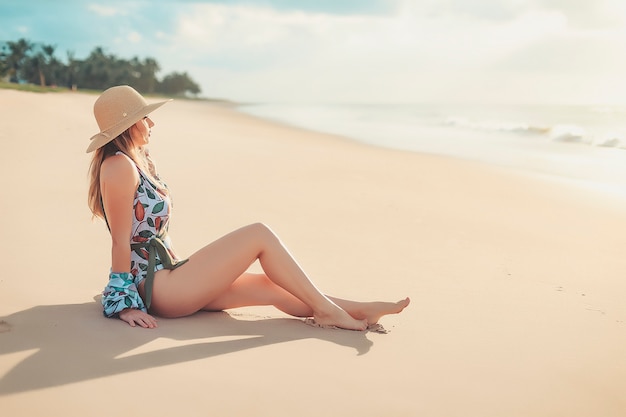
[86,85,171,153]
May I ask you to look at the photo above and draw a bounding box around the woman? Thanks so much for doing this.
[87,85,409,330]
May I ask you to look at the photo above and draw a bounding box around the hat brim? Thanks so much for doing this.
[86,99,171,153]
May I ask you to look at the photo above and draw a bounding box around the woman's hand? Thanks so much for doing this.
[118,308,158,328]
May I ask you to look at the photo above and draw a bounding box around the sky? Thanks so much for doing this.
[1,0,626,105]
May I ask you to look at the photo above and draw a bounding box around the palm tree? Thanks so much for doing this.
[157,71,201,96]
[137,57,160,93]
[41,44,57,86]
[6,38,32,82]
[0,42,9,80]
[65,50,77,89]
[20,44,58,86]
[76,47,114,89]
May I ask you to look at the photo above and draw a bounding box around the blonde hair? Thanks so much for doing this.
[87,129,165,220]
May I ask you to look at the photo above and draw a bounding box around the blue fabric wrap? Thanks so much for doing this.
[101,272,147,318]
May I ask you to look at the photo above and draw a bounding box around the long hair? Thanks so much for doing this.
[87,130,164,220]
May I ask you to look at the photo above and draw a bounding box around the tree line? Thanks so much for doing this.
[0,38,201,96]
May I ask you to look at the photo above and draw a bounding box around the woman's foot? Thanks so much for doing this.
[358,297,411,324]
[313,306,368,331]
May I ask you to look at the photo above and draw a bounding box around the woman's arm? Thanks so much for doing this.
[100,154,158,328]
[100,154,137,271]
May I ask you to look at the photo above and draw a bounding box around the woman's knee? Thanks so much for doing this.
[247,222,279,243]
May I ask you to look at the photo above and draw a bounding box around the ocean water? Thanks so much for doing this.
[240,103,626,196]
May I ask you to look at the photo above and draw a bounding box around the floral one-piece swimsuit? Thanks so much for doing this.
[128,158,176,287]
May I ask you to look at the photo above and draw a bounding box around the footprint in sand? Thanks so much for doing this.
[0,320,11,333]
[303,318,389,334]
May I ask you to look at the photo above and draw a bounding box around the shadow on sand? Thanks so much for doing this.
[0,300,375,395]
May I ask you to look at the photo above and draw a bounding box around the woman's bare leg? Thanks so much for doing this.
[149,223,367,330]
[329,296,410,324]
[204,273,411,324]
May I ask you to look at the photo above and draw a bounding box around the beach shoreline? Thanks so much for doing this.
[1,89,625,417]
[239,101,626,202]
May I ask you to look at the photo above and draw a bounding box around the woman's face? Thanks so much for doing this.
[130,116,154,148]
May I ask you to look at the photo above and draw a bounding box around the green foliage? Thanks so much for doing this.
[0,38,202,96]
[158,72,201,96]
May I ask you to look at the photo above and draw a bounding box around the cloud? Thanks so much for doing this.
[395,0,626,27]
[394,0,528,21]
[534,0,626,28]
[88,4,125,17]
[169,5,336,57]
[127,31,142,43]
[156,2,602,103]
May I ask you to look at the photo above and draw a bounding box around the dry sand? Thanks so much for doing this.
[1,89,625,416]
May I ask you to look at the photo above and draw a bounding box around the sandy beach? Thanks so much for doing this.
[1,88,626,416]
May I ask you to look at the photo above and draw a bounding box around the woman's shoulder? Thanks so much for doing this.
[101,153,139,186]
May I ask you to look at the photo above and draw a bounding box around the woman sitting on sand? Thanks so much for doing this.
[86,85,409,330]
